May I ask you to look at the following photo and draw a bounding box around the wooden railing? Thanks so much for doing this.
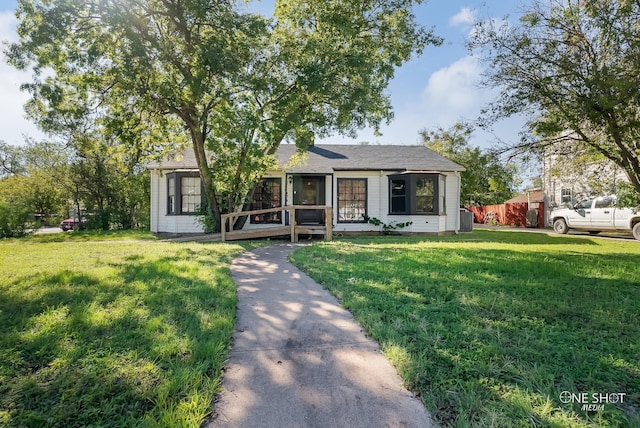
[220,205,333,242]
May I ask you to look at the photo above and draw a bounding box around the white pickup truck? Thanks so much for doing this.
[550,195,640,240]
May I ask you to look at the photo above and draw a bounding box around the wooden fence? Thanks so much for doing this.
[466,202,545,228]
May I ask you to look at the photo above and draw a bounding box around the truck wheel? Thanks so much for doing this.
[553,218,569,234]
[633,222,640,241]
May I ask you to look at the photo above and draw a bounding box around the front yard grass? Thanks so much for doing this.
[290,230,640,427]
[0,233,264,427]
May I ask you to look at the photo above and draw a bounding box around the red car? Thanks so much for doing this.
[60,218,86,231]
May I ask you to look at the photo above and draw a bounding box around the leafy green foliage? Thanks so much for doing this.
[0,198,31,238]
[291,232,640,427]
[420,122,519,205]
[0,235,267,426]
[470,0,640,194]
[0,141,68,227]
[363,214,412,234]
[617,183,640,212]
[0,139,149,231]
[8,0,440,230]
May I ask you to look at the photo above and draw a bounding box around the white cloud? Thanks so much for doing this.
[422,56,483,122]
[449,7,476,27]
[0,10,18,42]
[0,11,45,145]
[318,55,526,150]
[318,57,489,146]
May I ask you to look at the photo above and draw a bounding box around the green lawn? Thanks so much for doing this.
[0,232,264,427]
[290,230,640,427]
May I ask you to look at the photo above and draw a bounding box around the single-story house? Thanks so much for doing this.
[148,144,465,235]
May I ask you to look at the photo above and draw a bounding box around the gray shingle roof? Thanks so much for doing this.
[149,144,465,173]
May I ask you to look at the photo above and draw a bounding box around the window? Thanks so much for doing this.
[250,178,282,224]
[181,176,201,213]
[168,177,175,214]
[389,173,445,215]
[575,199,593,210]
[415,178,435,213]
[439,175,446,215]
[561,188,572,204]
[594,196,615,208]
[166,173,201,215]
[390,178,407,213]
[337,178,367,223]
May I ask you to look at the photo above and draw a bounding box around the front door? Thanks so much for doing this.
[293,176,326,224]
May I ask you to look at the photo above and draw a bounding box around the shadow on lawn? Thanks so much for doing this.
[291,242,640,427]
[0,246,237,427]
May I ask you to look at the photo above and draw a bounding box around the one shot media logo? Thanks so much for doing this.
[559,391,627,411]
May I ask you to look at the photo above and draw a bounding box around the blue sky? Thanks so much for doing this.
[0,0,524,149]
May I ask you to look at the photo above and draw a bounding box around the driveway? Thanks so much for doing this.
[475,224,637,241]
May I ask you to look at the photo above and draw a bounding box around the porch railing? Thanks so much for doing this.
[220,205,332,242]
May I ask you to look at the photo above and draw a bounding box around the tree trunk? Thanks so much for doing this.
[190,128,222,232]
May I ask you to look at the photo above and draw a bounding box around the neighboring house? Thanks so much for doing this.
[148,144,465,235]
[543,150,628,209]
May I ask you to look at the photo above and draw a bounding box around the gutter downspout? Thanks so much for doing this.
[455,171,461,234]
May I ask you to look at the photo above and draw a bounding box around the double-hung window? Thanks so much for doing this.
[181,177,201,213]
[337,178,367,223]
[166,173,202,215]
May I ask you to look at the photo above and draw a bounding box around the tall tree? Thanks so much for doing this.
[419,122,518,205]
[0,141,26,177]
[8,0,439,231]
[470,0,640,194]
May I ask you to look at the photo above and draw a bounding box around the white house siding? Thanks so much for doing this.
[444,172,461,232]
[332,171,380,233]
[150,169,461,235]
[150,170,161,233]
[330,171,460,234]
[150,170,205,234]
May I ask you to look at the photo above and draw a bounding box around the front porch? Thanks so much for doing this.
[221,205,333,242]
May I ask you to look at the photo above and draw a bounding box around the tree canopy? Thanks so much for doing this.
[470,0,640,195]
[420,122,518,205]
[8,0,440,230]
[0,138,149,232]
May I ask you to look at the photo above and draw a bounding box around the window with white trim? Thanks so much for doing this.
[337,178,367,223]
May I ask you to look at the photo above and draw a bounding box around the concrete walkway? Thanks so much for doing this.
[208,244,435,428]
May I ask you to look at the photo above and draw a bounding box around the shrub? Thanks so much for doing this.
[0,199,32,238]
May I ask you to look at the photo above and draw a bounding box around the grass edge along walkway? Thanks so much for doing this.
[289,230,640,428]
[0,234,267,427]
